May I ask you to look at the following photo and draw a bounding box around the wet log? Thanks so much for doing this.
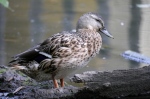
[70,66,150,98]
[1,65,150,99]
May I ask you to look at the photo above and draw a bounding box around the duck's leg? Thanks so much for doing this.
[60,78,64,87]
[52,77,59,88]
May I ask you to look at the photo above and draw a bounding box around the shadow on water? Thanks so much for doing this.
[0,5,6,65]
[128,0,142,68]
[62,0,75,31]
[29,0,44,46]
[96,0,110,59]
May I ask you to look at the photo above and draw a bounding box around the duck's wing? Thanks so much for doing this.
[9,45,41,63]
[9,35,56,64]
[9,32,77,65]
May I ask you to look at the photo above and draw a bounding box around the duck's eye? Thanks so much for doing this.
[95,19,104,25]
[95,19,101,22]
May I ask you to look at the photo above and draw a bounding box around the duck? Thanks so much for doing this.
[9,12,113,88]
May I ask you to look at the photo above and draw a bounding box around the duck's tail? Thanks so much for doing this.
[11,65,28,70]
[9,60,39,71]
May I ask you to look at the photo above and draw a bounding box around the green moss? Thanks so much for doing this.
[17,71,27,77]
[0,68,7,74]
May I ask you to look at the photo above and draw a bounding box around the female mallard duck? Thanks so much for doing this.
[9,12,113,88]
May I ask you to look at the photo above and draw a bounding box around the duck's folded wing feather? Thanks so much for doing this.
[9,32,79,66]
[9,45,41,63]
[9,38,54,64]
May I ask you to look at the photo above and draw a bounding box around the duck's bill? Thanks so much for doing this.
[100,27,114,39]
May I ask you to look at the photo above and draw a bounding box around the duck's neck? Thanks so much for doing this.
[77,29,98,35]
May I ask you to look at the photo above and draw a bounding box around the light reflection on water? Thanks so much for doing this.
[0,0,150,79]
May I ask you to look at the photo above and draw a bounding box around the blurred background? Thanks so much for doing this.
[0,0,150,80]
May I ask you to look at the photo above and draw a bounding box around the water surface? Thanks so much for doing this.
[0,0,150,79]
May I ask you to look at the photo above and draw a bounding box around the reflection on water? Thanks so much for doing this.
[0,5,6,65]
[29,0,44,46]
[128,0,141,68]
[62,0,74,31]
[0,0,150,77]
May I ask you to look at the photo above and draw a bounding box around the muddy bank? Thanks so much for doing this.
[0,65,78,99]
[1,65,150,99]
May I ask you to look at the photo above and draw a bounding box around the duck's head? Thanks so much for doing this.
[76,12,114,39]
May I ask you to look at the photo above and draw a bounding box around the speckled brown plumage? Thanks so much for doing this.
[9,12,113,88]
